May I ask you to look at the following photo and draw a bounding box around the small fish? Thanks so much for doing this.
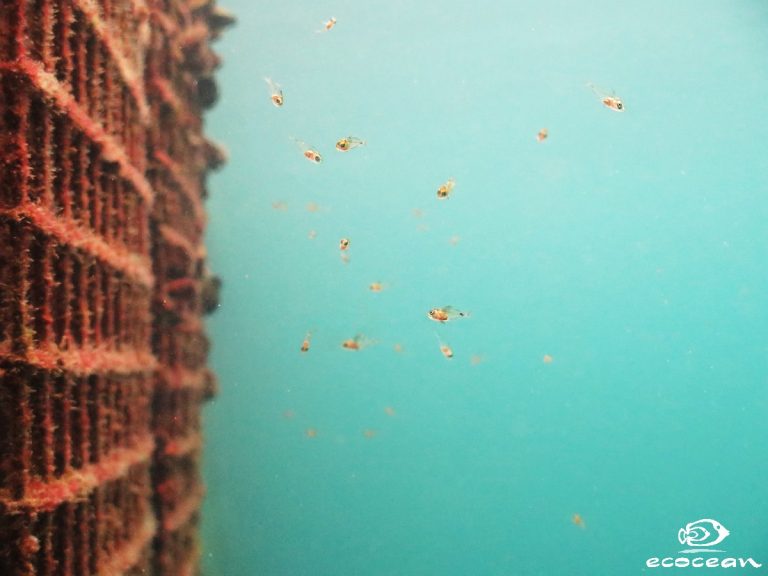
[537,128,548,142]
[290,137,322,163]
[300,332,312,353]
[427,306,469,323]
[572,514,586,529]
[436,177,455,200]
[369,282,385,292]
[264,77,284,107]
[434,333,453,359]
[678,519,729,548]
[587,82,624,111]
[339,238,350,251]
[341,334,373,350]
[319,17,337,32]
[336,136,366,152]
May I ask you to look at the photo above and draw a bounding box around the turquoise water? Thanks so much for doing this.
[200,2,768,574]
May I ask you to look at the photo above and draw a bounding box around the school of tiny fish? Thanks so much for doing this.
[261,15,622,529]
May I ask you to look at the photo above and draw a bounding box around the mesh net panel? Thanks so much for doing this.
[0,1,231,574]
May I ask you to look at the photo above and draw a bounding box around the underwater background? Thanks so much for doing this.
[200,1,768,574]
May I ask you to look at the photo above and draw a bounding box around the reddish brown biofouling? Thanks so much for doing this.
[0,2,233,575]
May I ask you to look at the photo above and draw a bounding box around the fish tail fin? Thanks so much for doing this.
[586,82,603,97]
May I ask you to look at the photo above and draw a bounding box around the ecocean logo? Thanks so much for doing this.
[646,519,762,569]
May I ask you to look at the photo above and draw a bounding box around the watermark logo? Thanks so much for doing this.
[646,519,761,569]
[678,519,729,550]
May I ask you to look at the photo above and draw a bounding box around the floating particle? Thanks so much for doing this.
[283,410,295,420]
[470,354,484,366]
[369,282,385,292]
[537,128,548,142]
[572,513,586,529]
[412,208,424,219]
[427,306,469,323]
[336,136,366,151]
[587,82,624,111]
[271,201,288,211]
[436,177,455,200]
[543,354,553,364]
[449,234,461,246]
[307,229,317,240]
[384,406,396,416]
[305,428,318,438]
[306,202,322,213]
[264,77,283,107]
[393,343,404,354]
[362,428,377,439]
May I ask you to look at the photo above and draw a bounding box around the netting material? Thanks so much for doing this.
[0,1,229,574]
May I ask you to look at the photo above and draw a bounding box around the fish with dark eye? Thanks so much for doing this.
[427,306,469,323]
[434,333,453,359]
[264,77,284,107]
[587,82,624,111]
[300,331,312,353]
[290,137,322,163]
[436,177,455,199]
[336,136,366,152]
[341,334,374,350]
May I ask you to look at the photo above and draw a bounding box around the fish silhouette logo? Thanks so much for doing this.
[646,519,761,569]
[678,519,730,549]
